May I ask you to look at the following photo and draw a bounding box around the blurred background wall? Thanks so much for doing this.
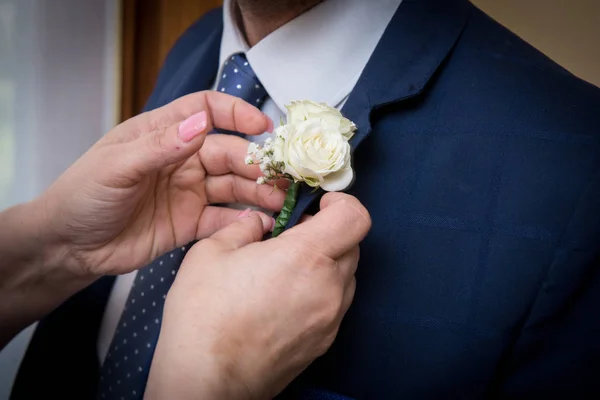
[0,0,598,398]
[0,0,120,397]
[119,0,600,121]
[473,0,600,88]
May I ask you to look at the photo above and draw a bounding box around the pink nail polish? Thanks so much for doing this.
[178,111,207,142]
[237,208,251,218]
[266,116,274,133]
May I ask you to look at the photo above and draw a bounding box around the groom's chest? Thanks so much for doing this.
[291,111,576,397]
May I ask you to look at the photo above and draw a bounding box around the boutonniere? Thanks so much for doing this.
[245,100,357,236]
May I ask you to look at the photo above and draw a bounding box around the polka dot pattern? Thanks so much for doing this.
[218,53,267,108]
[97,53,265,400]
[96,246,190,399]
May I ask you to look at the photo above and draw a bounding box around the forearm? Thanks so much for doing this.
[0,200,94,348]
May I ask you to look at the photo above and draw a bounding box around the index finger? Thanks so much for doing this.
[278,192,372,259]
[199,135,290,189]
[120,91,273,140]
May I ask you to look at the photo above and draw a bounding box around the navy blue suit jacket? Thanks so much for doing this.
[12,0,600,398]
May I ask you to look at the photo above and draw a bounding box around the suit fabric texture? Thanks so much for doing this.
[12,0,600,398]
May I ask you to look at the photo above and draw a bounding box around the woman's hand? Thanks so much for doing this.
[36,91,283,278]
[147,193,372,400]
[0,91,283,348]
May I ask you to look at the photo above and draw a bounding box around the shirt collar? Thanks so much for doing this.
[218,0,402,113]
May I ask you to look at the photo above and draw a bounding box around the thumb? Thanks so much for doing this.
[209,209,275,251]
[126,111,211,175]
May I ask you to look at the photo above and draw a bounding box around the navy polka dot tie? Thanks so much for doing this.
[217,53,268,107]
[97,52,268,400]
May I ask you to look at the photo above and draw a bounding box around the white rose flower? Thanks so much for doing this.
[247,100,357,237]
[286,100,357,140]
[272,119,353,192]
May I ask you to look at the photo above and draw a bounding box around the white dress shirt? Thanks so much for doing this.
[98,0,402,362]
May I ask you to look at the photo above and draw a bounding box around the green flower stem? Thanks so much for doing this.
[272,181,300,237]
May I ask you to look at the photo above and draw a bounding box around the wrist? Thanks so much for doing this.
[146,357,247,400]
[146,319,257,400]
[27,194,97,295]
[0,200,52,274]
[0,199,94,346]
[9,197,72,275]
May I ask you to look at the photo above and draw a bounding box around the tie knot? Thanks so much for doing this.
[217,53,268,107]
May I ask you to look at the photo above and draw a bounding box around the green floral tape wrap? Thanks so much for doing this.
[272,181,300,237]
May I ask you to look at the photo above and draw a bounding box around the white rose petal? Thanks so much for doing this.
[250,100,356,192]
[285,100,356,140]
[277,119,353,191]
[320,167,354,192]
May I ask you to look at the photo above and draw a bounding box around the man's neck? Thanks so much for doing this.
[235,0,323,46]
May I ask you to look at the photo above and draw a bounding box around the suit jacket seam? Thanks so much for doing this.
[512,160,600,337]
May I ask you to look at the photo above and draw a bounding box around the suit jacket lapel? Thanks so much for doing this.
[284,0,471,231]
[140,1,471,233]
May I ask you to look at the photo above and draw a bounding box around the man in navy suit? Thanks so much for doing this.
[13,0,600,398]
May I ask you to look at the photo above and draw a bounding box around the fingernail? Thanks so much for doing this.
[269,217,276,232]
[237,208,251,218]
[265,116,274,133]
[256,213,275,232]
[179,111,207,142]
